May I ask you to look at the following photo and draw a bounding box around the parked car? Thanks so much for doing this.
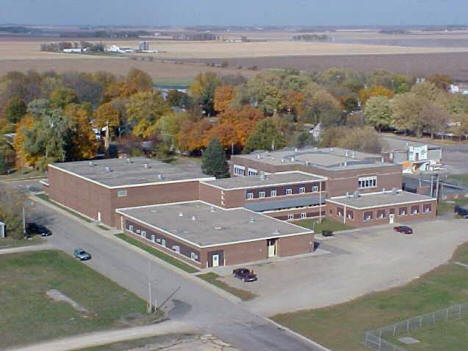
[233,268,257,282]
[393,226,413,234]
[454,205,468,218]
[322,230,334,237]
[73,249,91,261]
[26,223,52,237]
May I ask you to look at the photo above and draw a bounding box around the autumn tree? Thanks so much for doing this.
[320,126,382,154]
[359,85,394,105]
[14,115,37,168]
[410,81,441,102]
[363,96,392,132]
[0,184,27,239]
[306,89,343,127]
[214,84,235,113]
[177,117,212,153]
[427,73,452,91]
[243,118,286,153]
[391,93,425,135]
[201,138,229,178]
[95,102,121,151]
[2,97,26,123]
[64,104,97,160]
[126,90,170,138]
[50,87,78,109]
[189,72,220,116]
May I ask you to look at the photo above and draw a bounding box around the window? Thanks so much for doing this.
[117,189,127,197]
[161,238,166,247]
[259,191,266,198]
[246,192,254,200]
[358,176,377,189]
[141,231,146,238]
[300,212,307,219]
[363,211,373,221]
[286,188,293,195]
[151,235,156,243]
[377,210,386,219]
[233,165,245,176]
[270,189,277,197]
[399,207,407,216]
[156,238,161,243]
[424,204,432,213]
[287,214,294,220]
[299,187,306,194]
[128,225,134,232]
[337,208,344,217]
[411,206,419,215]
[347,210,354,220]
[172,245,180,254]
[248,168,258,176]
[191,252,198,261]
[312,185,319,192]
[136,229,141,234]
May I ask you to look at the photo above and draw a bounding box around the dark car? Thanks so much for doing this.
[73,249,92,261]
[454,205,468,218]
[233,268,258,282]
[393,226,413,234]
[26,223,52,237]
[322,230,334,237]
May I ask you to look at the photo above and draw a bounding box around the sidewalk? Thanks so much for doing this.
[0,243,53,255]
[7,321,195,351]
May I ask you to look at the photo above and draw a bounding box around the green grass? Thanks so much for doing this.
[115,233,199,274]
[0,168,45,180]
[77,334,195,351]
[197,272,257,301]
[0,236,43,249]
[0,250,149,349]
[447,174,468,188]
[294,218,352,233]
[391,316,468,351]
[272,242,468,351]
[35,194,93,223]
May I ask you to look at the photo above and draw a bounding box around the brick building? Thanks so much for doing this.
[199,171,327,221]
[47,158,214,227]
[326,190,436,227]
[116,201,315,268]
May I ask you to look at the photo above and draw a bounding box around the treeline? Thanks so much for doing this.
[1,67,468,174]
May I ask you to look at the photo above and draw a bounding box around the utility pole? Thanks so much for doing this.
[147,260,153,313]
[22,206,26,236]
[435,173,440,200]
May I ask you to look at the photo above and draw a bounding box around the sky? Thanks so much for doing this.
[1,0,468,27]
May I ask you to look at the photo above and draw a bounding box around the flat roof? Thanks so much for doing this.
[117,201,312,248]
[49,157,212,188]
[327,190,435,209]
[201,171,325,190]
[233,147,394,171]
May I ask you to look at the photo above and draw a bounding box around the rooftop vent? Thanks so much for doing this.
[294,147,298,152]
[281,158,286,163]
[345,150,349,157]
[256,154,261,159]
[158,174,164,180]
[290,156,296,162]
[214,226,223,230]
[259,172,266,180]
[346,192,350,199]
[351,151,356,158]
[191,216,197,221]
[353,191,360,199]
[330,148,334,152]
[382,188,386,193]
[144,163,150,169]
[88,161,94,167]
[210,206,216,213]
[273,229,280,235]
[381,157,385,163]
[391,188,398,195]
[178,212,184,217]
[127,158,133,164]
[105,166,112,173]
[249,217,256,223]
[305,161,310,166]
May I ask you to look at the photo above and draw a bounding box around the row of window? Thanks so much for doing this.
[358,176,377,189]
[233,165,258,176]
[246,185,320,200]
[334,204,432,222]
[287,212,308,220]
[127,223,199,262]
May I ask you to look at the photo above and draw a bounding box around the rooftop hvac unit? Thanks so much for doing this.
[259,172,266,180]
[210,206,216,213]
[88,161,94,166]
[353,191,359,199]
[191,216,196,221]
[127,158,132,164]
[144,163,150,169]
[158,174,164,180]
[105,167,111,173]
[249,217,255,223]
[391,188,398,195]
[178,212,183,217]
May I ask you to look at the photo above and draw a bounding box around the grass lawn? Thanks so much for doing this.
[0,168,45,180]
[0,236,43,249]
[197,272,257,301]
[115,233,199,274]
[294,218,352,233]
[391,316,468,351]
[447,174,468,188]
[272,242,468,351]
[35,193,93,223]
[0,250,149,349]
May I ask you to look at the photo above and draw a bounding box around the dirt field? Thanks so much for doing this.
[0,58,255,84]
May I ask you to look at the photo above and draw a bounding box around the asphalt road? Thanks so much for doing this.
[27,201,324,351]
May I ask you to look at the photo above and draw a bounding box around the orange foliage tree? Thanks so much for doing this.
[214,84,235,113]
[359,85,394,105]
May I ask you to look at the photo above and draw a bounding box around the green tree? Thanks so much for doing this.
[189,72,220,116]
[126,90,170,138]
[243,119,286,153]
[0,184,27,239]
[201,138,229,178]
[391,93,425,135]
[363,96,392,132]
[2,97,26,123]
[50,87,78,109]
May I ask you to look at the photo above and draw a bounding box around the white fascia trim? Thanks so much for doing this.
[326,197,436,210]
[262,204,325,214]
[117,209,314,249]
[49,164,215,189]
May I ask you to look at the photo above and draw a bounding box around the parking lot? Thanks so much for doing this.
[216,218,468,316]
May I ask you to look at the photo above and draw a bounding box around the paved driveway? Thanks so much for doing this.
[219,219,468,316]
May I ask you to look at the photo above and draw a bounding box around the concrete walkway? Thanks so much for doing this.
[0,243,53,255]
[7,321,195,351]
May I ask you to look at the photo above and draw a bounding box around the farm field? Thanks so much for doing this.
[0,250,149,349]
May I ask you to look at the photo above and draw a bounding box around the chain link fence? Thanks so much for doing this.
[364,302,468,351]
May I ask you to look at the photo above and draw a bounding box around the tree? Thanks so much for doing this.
[359,85,394,105]
[94,102,120,151]
[410,81,441,101]
[189,72,220,116]
[201,138,229,178]
[391,93,425,136]
[243,118,286,153]
[214,84,235,113]
[427,73,452,91]
[126,90,170,138]
[0,184,27,239]
[50,87,78,109]
[14,114,37,168]
[363,96,392,132]
[421,102,450,138]
[308,89,343,127]
[64,104,98,160]
[177,118,212,153]
[125,68,153,93]
[2,97,26,123]
[320,126,382,154]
